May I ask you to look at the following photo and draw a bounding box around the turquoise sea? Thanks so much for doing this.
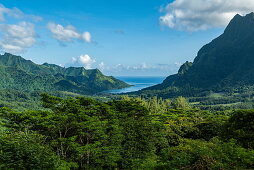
[106,76,166,94]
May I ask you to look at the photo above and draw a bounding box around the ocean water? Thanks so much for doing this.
[106,76,166,94]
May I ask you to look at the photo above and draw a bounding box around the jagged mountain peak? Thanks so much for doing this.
[224,12,254,38]
[140,12,254,97]
[0,53,33,64]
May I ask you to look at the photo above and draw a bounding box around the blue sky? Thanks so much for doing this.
[0,0,253,76]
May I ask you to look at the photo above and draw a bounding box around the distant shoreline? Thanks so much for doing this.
[104,76,166,94]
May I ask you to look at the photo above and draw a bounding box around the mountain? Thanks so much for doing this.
[138,13,254,98]
[0,53,130,95]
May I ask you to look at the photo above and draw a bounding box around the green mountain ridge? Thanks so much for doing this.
[0,53,130,95]
[138,12,254,98]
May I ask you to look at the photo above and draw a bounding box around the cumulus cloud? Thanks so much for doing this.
[0,22,36,53]
[71,54,96,69]
[47,22,92,43]
[160,0,254,31]
[0,4,42,22]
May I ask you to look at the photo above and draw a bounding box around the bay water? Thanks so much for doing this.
[106,76,165,94]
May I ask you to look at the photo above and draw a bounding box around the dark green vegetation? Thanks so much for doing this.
[0,53,129,110]
[1,12,254,170]
[0,95,253,169]
[0,52,129,95]
[136,13,254,109]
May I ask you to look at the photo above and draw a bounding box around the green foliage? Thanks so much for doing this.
[171,96,191,109]
[178,61,193,75]
[109,99,157,169]
[0,131,71,170]
[0,94,253,169]
[223,110,254,149]
[137,13,254,104]
[157,139,254,170]
[0,53,130,96]
[2,12,254,170]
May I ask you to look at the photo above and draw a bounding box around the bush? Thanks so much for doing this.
[0,132,72,170]
[157,139,254,170]
[223,110,254,149]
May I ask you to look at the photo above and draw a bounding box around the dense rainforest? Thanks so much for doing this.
[0,94,253,169]
[1,13,254,170]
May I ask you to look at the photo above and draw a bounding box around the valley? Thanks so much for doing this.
[0,1,254,169]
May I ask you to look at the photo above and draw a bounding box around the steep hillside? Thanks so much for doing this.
[0,53,130,95]
[139,13,254,98]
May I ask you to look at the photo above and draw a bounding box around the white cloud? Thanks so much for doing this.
[0,22,36,53]
[160,0,254,31]
[0,4,42,22]
[99,62,180,76]
[47,22,92,43]
[71,54,96,69]
[0,4,21,21]
[82,32,92,43]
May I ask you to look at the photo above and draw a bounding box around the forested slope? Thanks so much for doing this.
[0,95,253,169]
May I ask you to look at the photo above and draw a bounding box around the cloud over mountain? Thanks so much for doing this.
[71,54,96,69]
[47,22,92,43]
[160,0,254,31]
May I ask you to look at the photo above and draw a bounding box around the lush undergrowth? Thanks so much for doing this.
[2,87,254,112]
[0,89,110,111]
[131,86,254,111]
[0,95,253,169]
